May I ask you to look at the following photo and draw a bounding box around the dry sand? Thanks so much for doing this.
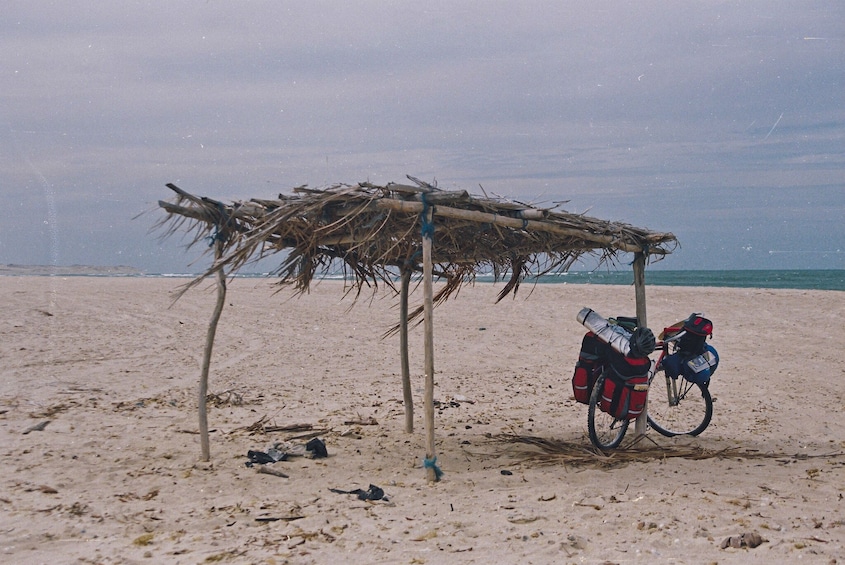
[1,276,843,564]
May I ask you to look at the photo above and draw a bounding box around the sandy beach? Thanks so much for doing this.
[1,276,843,564]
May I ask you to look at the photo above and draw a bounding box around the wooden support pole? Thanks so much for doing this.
[198,240,228,462]
[632,251,648,437]
[422,208,438,482]
[400,266,413,433]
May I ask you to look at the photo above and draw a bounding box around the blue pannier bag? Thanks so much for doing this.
[682,344,719,384]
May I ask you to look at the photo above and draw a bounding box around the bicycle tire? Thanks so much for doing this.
[647,367,713,437]
[587,372,629,449]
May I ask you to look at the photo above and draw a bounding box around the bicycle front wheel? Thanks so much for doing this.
[587,373,629,449]
[647,368,713,437]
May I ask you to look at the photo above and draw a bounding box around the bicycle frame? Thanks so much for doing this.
[651,333,682,407]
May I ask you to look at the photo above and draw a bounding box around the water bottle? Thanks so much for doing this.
[576,307,632,356]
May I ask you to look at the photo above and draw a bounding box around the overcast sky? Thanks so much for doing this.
[2,1,843,273]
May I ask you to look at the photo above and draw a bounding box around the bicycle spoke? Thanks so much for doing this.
[647,369,713,437]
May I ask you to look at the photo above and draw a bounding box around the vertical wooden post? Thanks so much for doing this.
[422,208,438,481]
[400,266,413,433]
[632,251,648,436]
[198,239,227,462]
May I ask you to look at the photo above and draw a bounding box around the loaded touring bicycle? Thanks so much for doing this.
[572,309,718,450]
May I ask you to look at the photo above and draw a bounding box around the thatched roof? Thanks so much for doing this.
[156,176,678,301]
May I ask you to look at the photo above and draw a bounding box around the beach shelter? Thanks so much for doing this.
[156,177,678,479]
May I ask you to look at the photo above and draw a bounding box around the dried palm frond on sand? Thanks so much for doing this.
[496,433,845,470]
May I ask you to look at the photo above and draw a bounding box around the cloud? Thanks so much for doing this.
[1,1,843,271]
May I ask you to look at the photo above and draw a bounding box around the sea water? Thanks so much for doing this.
[515,270,845,291]
[17,268,842,291]
[200,269,845,291]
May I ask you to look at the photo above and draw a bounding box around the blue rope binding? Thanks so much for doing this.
[420,192,435,240]
[207,201,231,247]
[423,456,443,481]
[628,244,650,265]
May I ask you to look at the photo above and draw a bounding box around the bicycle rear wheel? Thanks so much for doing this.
[647,367,713,437]
[587,372,629,449]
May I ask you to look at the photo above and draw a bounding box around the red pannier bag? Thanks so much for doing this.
[599,351,651,420]
[572,332,609,404]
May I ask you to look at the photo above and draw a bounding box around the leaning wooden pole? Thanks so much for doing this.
[400,266,414,433]
[632,251,648,437]
[421,206,439,482]
[198,240,228,462]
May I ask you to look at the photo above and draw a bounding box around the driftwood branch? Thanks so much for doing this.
[255,466,289,478]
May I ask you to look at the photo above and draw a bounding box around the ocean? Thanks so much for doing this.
[4,267,844,291]
[515,270,845,291]
[234,269,845,291]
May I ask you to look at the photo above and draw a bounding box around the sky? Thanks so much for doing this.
[1,1,843,273]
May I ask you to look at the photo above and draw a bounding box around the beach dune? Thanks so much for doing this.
[1,276,843,563]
